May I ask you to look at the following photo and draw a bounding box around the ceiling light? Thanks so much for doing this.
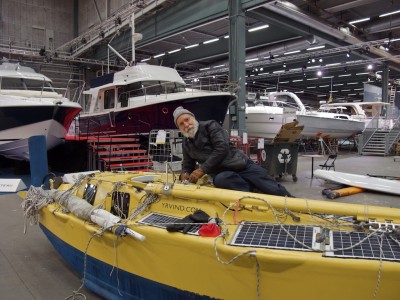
[248,24,269,32]
[245,58,259,62]
[349,17,370,25]
[306,45,325,51]
[204,38,219,44]
[185,44,199,49]
[379,10,400,17]
[346,50,351,57]
[367,64,373,70]
[153,53,165,58]
[168,49,180,54]
[284,50,301,55]
[199,67,210,71]
[339,74,351,77]
[325,63,340,67]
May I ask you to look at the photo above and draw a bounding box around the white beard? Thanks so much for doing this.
[182,119,199,138]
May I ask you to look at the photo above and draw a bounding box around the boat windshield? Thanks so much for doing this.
[0,77,55,92]
[116,80,186,108]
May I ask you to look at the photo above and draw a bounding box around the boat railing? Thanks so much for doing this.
[64,79,86,103]
[115,80,230,108]
[258,100,301,111]
[385,116,400,155]
[357,113,380,154]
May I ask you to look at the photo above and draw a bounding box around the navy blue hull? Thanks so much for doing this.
[77,95,232,136]
[0,106,81,133]
[39,224,214,300]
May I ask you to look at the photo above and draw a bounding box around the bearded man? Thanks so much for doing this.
[173,106,293,197]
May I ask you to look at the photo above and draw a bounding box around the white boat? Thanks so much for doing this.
[75,64,234,136]
[235,91,365,139]
[320,101,389,128]
[314,169,400,196]
[72,15,235,138]
[0,61,82,160]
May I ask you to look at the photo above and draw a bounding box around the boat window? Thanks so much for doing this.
[176,83,186,92]
[1,77,25,90]
[25,79,54,92]
[104,89,115,109]
[142,81,162,95]
[160,81,186,93]
[275,95,298,108]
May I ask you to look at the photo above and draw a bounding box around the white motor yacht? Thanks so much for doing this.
[0,61,82,160]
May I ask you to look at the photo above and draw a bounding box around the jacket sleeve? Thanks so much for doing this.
[200,121,230,173]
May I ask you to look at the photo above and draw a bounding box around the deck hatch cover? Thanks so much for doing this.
[324,231,400,262]
[229,222,320,251]
[138,212,201,235]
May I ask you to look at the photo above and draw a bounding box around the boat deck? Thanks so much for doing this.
[0,152,399,299]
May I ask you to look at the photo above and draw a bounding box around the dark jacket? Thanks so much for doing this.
[182,120,248,175]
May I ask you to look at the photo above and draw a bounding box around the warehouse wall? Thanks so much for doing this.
[77,0,130,36]
[0,0,75,51]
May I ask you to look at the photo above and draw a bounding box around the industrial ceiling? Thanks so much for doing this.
[2,0,400,106]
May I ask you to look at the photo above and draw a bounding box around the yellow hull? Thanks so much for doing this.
[28,171,400,299]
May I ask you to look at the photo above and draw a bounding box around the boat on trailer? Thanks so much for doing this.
[0,61,82,160]
[22,170,400,300]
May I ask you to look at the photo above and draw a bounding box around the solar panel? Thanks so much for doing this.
[138,212,201,235]
[325,231,400,262]
[230,222,321,251]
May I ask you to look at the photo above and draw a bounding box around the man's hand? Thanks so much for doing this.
[179,172,190,181]
[189,168,205,183]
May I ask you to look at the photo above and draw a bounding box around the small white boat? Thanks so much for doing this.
[0,61,82,160]
[320,101,389,128]
[314,169,400,196]
[236,91,365,139]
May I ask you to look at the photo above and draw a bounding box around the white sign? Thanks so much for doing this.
[0,179,27,192]
[257,138,265,149]
[156,130,167,144]
[242,132,248,144]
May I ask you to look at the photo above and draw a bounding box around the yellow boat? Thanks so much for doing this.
[22,171,400,300]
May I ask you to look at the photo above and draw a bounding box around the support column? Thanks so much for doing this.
[382,62,389,103]
[228,0,246,134]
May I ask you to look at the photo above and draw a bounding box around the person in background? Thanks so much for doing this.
[173,106,294,197]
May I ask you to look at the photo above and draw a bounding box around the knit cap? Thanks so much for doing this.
[173,106,194,127]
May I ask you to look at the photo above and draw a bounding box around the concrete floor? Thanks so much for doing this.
[0,152,399,300]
